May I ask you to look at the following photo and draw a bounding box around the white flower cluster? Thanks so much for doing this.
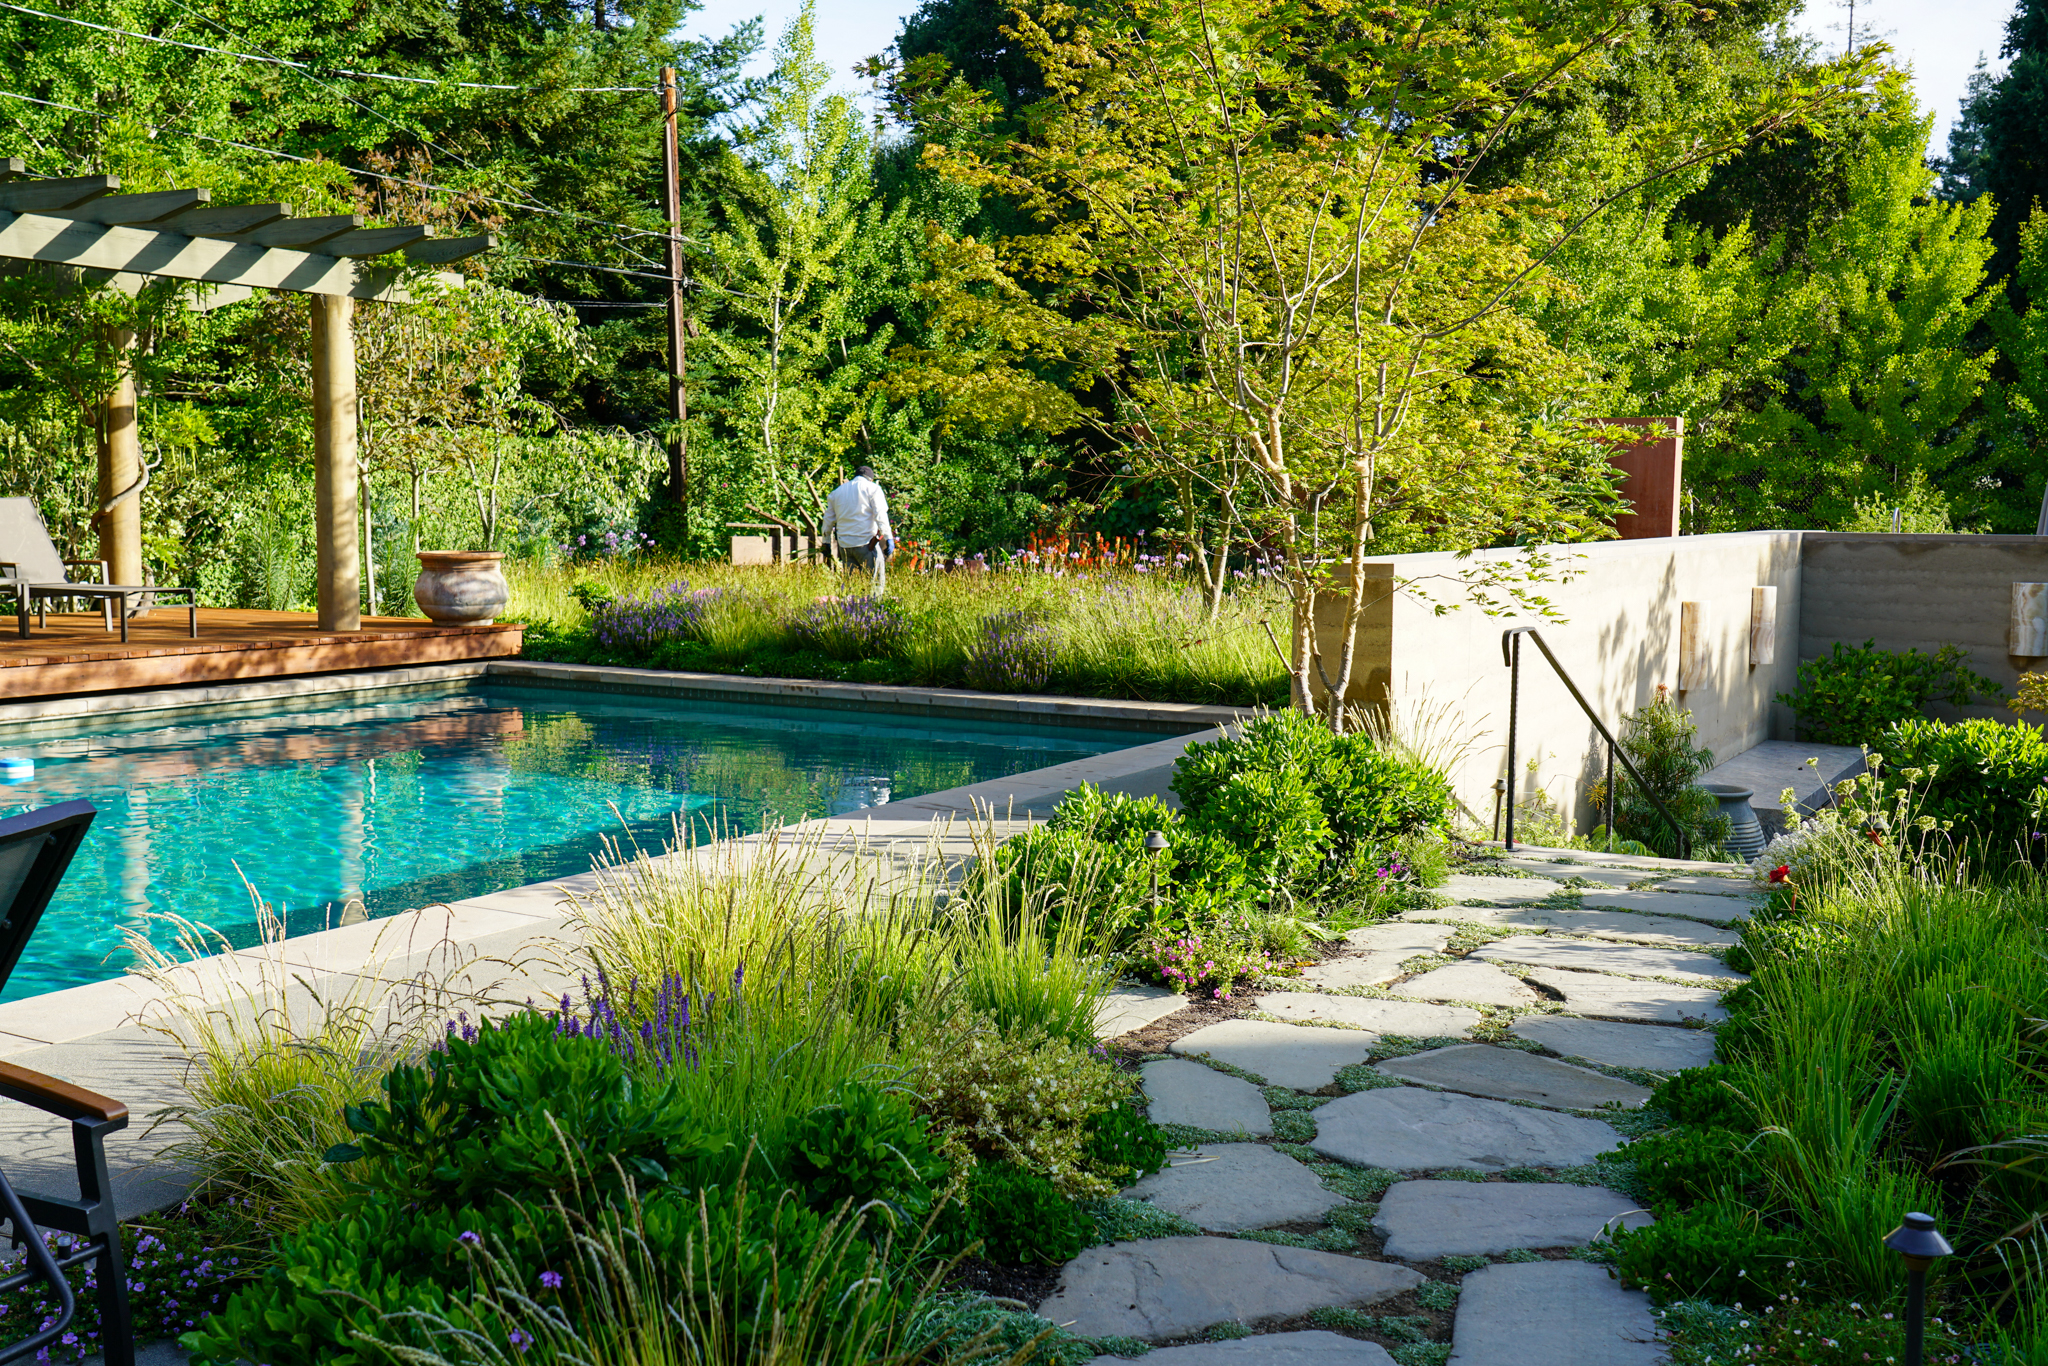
[1749,812,1864,886]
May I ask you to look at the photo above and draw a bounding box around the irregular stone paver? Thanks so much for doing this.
[1373,1045,1650,1110]
[1172,1019,1379,1091]
[1653,875,1762,898]
[1391,960,1538,1007]
[1578,889,1755,926]
[1040,1236,1422,1341]
[1310,1087,1622,1171]
[1438,874,1564,904]
[1523,968,1728,1024]
[1472,938,1746,984]
[1098,985,1190,1038]
[1141,1059,1273,1136]
[1256,993,1481,1040]
[1510,1014,1718,1072]
[1375,1180,1653,1259]
[1495,860,1643,887]
[1122,1143,1346,1232]
[1447,1259,1663,1365]
[1302,923,1453,989]
[1512,847,1752,875]
[1087,1333,1398,1366]
[1436,905,1739,951]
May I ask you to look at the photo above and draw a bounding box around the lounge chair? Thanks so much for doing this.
[0,497,197,645]
[0,800,134,1366]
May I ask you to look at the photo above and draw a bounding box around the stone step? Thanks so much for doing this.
[1438,873,1565,904]
[1309,1087,1624,1171]
[1372,1044,1651,1111]
[1087,1333,1398,1366]
[1390,961,1539,1007]
[1375,1180,1653,1260]
[1301,923,1453,988]
[1253,992,1482,1042]
[1520,969,1728,1025]
[1650,875,1761,898]
[1470,938,1747,984]
[1423,905,1739,951]
[1039,1236,1422,1342]
[1493,860,1646,888]
[1121,1143,1347,1232]
[1099,984,1192,1038]
[1577,889,1756,926]
[1447,1259,1664,1365]
[1142,1058,1273,1137]
[1490,844,1751,875]
[1509,1014,1717,1072]
[1171,1019,1381,1091]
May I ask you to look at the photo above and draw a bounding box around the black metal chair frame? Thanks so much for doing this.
[0,801,133,1366]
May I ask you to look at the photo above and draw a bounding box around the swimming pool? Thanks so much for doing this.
[0,682,1162,1000]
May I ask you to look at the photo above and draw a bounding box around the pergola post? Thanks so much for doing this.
[94,327,144,588]
[310,295,361,631]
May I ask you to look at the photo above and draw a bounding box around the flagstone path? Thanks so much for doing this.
[1066,845,1764,1365]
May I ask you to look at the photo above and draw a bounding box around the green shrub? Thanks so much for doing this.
[1877,718,2048,863]
[966,1162,1096,1265]
[1778,639,2002,748]
[1611,1202,1802,1306]
[1084,1099,1170,1183]
[1649,1066,1753,1132]
[913,1009,1134,1197]
[1626,1127,1763,1214]
[785,1081,950,1227]
[1172,710,1454,894]
[1583,694,1731,858]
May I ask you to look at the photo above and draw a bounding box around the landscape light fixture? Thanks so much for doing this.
[1883,1211,1952,1366]
[1145,829,1168,904]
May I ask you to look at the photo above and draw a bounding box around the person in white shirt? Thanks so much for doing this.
[821,466,894,592]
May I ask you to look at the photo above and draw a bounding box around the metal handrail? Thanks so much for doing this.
[1501,627,1689,858]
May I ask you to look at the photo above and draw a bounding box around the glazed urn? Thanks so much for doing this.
[1702,783,1766,862]
[414,551,509,625]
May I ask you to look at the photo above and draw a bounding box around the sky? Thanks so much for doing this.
[680,0,2019,160]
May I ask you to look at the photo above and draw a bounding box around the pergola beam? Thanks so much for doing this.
[0,175,117,213]
[62,189,211,226]
[404,234,496,265]
[323,225,430,258]
[237,214,364,249]
[0,210,456,301]
[168,202,291,237]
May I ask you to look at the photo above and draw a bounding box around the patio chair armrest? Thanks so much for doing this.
[0,1059,127,1125]
[61,560,109,583]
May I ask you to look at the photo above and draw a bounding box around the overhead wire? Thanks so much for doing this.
[0,1,655,92]
[0,85,692,261]
[148,0,663,257]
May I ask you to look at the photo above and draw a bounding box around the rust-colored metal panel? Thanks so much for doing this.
[1602,416,1684,539]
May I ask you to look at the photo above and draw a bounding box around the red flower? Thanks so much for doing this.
[1768,864,1791,884]
[1868,828,1885,845]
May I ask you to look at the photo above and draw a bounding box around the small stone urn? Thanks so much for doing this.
[413,551,509,625]
[1702,783,1766,862]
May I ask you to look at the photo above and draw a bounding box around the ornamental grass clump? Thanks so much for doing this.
[789,595,908,661]
[961,610,1059,692]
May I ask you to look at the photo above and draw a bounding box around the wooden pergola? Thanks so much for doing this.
[0,156,495,631]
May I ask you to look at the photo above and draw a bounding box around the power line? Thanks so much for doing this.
[152,0,646,244]
[0,86,684,251]
[0,1,654,93]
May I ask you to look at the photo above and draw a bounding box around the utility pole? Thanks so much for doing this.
[660,66,690,520]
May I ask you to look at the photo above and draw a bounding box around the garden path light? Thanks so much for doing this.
[1883,1211,1952,1366]
[1145,829,1168,906]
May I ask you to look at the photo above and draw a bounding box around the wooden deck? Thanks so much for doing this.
[0,609,524,701]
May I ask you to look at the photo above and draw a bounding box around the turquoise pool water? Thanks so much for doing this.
[0,683,1160,1001]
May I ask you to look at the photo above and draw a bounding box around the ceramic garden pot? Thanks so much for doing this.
[414,551,509,625]
[1702,783,1766,862]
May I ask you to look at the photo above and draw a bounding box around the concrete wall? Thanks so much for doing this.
[1318,532,1805,833]
[1799,533,2048,725]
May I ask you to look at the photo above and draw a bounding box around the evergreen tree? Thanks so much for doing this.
[1954,0,2048,275]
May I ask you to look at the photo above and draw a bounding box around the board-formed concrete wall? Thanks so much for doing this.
[1799,534,2048,725]
[1315,532,1805,833]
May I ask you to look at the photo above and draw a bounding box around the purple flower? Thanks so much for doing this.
[458,1231,481,1246]
[509,1328,533,1352]
[540,1271,563,1289]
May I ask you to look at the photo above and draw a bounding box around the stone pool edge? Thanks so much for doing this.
[0,659,1250,737]
[0,669,1241,1047]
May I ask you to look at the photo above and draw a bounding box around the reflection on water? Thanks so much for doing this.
[0,684,1155,1000]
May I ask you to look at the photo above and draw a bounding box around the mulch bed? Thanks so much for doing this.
[1104,991,1249,1064]
[943,1255,1065,1307]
